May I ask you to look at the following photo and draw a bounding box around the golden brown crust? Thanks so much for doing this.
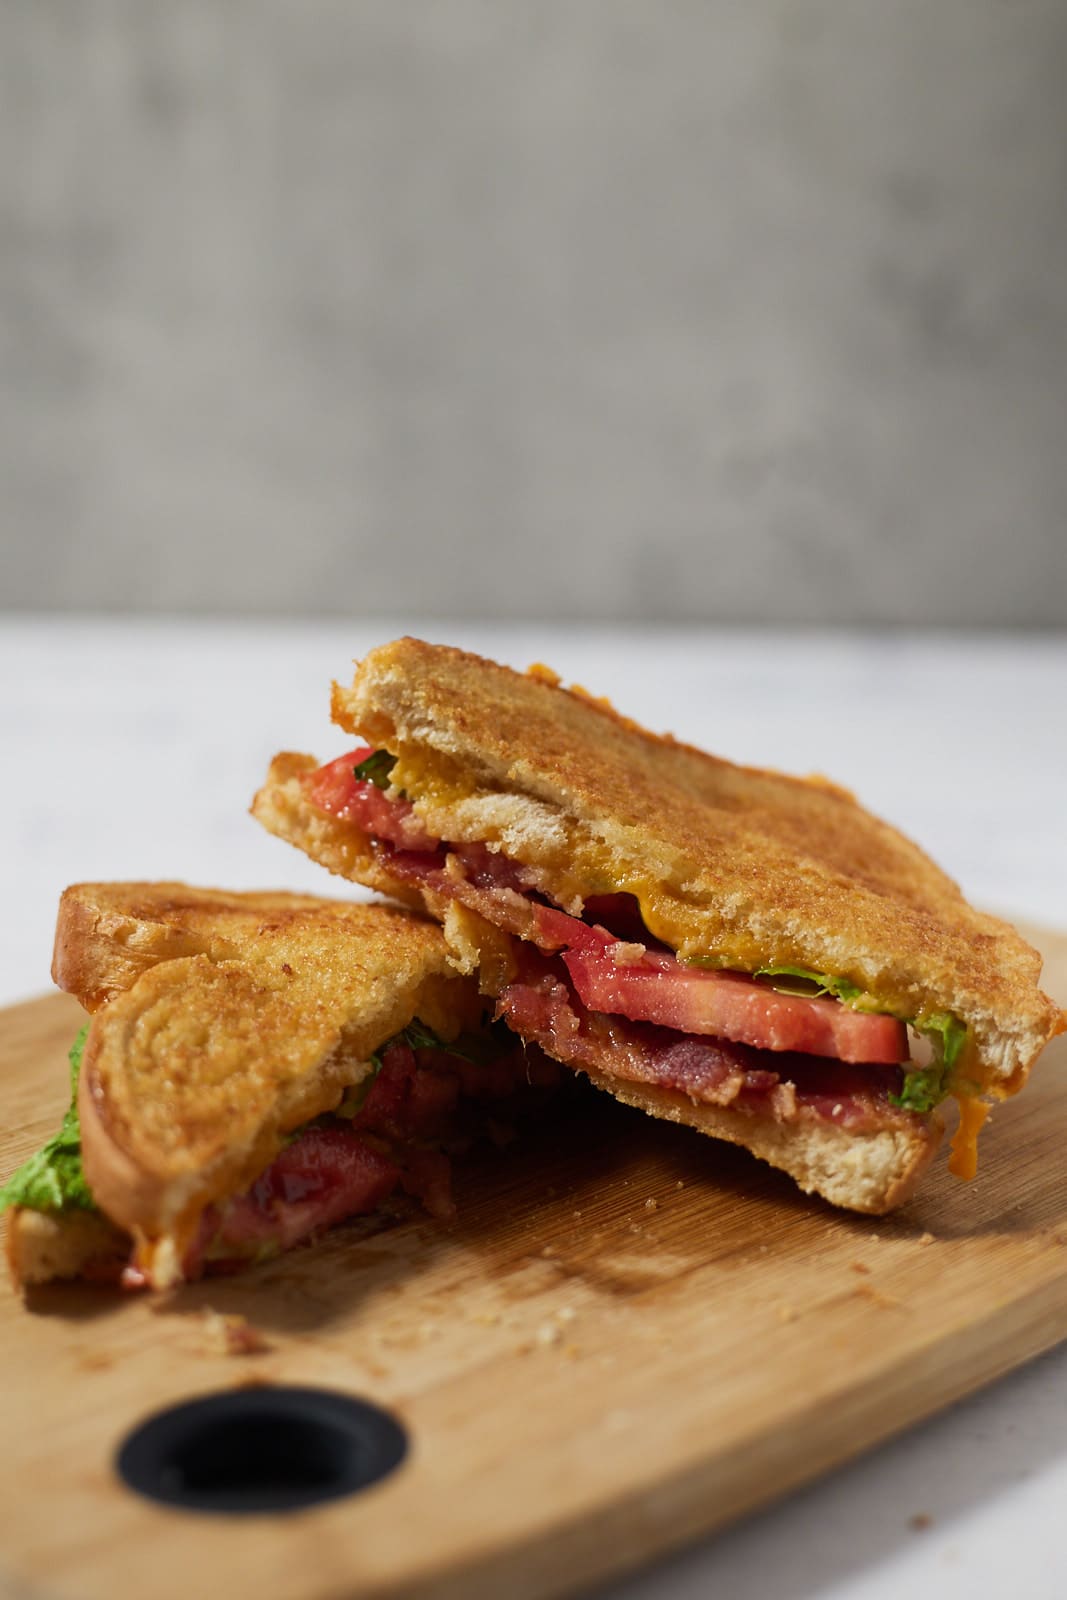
[55,884,480,1267]
[313,637,1062,1096]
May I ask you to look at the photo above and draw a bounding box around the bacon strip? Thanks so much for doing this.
[118,1033,559,1287]
[498,948,918,1135]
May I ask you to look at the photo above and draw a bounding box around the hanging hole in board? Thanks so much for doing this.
[116,1385,409,1514]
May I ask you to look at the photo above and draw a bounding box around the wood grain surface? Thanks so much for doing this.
[1,930,1066,1600]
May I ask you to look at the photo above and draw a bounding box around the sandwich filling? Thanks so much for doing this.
[305,749,980,1173]
[1,1021,559,1287]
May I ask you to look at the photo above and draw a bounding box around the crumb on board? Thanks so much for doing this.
[675,1180,684,1190]
[536,1322,562,1347]
[918,1231,935,1246]
[850,1260,872,1276]
[776,1304,798,1324]
[199,1310,271,1356]
[644,1198,658,1212]
[854,1282,902,1310]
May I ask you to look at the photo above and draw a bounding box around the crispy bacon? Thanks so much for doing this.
[197,1126,401,1272]
[116,1030,561,1287]
[498,948,917,1135]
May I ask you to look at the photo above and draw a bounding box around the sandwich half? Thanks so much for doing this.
[2,882,558,1290]
[253,637,1065,1215]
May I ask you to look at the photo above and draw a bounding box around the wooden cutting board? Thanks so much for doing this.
[1,930,1066,1600]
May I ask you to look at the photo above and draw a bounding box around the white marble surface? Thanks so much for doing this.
[2,616,1067,1597]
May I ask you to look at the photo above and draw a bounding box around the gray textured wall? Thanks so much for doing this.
[3,2,1066,623]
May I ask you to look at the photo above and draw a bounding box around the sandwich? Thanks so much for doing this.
[1,882,559,1290]
[253,637,1065,1215]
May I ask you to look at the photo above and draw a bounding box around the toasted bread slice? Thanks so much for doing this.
[251,638,1063,1213]
[10,884,479,1289]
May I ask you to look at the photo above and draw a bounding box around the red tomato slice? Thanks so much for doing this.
[307,749,438,851]
[562,947,907,1064]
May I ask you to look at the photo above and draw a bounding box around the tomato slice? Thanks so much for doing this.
[307,749,438,851]
[562,947,908,1064]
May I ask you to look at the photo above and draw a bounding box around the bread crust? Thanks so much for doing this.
[317,638,1062,1096]
[579,1067,942,1215]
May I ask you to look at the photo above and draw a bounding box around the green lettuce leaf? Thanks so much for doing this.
[752,964,865,1005]
[0,1025,97,1214]
[887,1066,945,1115]
[889,1012,968,1113]
[353,750,397,790]
[747,967,970,1115]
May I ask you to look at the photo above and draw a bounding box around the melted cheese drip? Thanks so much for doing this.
[948,1097,990,1181]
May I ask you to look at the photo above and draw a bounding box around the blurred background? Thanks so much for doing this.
[3,0,1066,626]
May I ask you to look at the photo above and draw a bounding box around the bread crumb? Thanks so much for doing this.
[918,1232,935,1246]
[644,1198,658,1212]
[675,1181,684,1190]
[444,852,468,883]
[564,1343,582,1360]
[555,1305,577,1324]
[909,1512,933,1532]
[536,1322,562,1347]
[199,1310,271,1356]
[609,942,648,967]
[776,1304,798,1324]
[572,1209,583,1219]
[855,1283,902,1310]
[851,1261,872,1276]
